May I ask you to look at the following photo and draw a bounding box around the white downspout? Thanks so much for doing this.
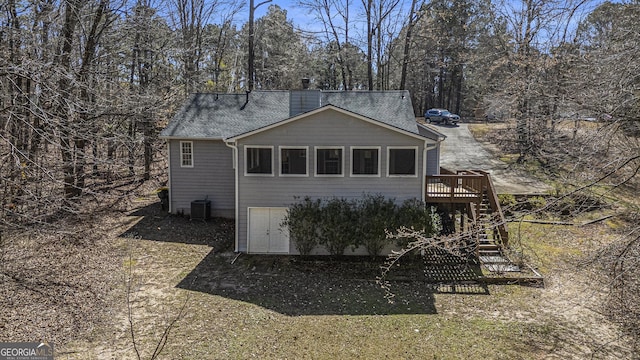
[225,140,240,253]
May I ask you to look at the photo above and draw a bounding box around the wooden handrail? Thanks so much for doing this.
[478,171,509,249]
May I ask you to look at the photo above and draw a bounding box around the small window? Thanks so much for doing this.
[351,147,380,176]
[180,141,193,167]
[280,147,308,176]
[316,147,343,176]
[246,146,273,175]
[388,147,417,176]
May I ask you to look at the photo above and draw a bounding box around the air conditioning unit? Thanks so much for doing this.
[191,199,211,220]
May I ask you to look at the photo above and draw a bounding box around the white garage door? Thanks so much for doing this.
[248,207,290,254]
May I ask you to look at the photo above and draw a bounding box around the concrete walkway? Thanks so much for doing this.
[432,123,550,194]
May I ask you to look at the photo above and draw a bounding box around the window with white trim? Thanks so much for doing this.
[280,147,308,176]
[180,141,193,167]
[351,147,380,176]
[388,147,417,176]
[315,147,343,176]
[246,146,273,175]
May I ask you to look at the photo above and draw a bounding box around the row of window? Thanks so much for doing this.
[246,145,418,177]
[179,142,418,177]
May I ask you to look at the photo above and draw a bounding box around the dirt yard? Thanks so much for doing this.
[2,191,633,359]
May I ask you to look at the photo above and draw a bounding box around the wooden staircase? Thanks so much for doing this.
[477,194,502,257]
[475,192,519,273]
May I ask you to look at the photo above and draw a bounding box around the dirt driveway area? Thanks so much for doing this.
[433,123,550,194]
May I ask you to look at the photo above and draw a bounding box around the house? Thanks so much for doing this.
[159,90,445,255]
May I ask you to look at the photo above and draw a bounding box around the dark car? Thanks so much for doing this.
[425,108,460,125]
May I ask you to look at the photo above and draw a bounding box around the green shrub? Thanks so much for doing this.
[285,195,442,256]
[394,199,441,247]
[395,199,439,233]
[319,197,358,256]
[356,194,397,256]
[528,196,547,210]
[498,193,517,207]
[283,197,322,256]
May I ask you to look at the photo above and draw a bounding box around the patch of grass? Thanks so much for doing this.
[166,309,554,360]
[508,221,581,273]
[522,158,544,173]
[604,218,625,230]
[468,124,491,138]
[122,258,137,268]
[499,153,520,164]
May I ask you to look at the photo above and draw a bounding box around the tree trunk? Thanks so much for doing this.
[400,0,418,90]
[57,0,81,200]
[365,0,373,90]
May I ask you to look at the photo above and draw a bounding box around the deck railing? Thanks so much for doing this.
[481,171,509,248]
[425,174,485,201]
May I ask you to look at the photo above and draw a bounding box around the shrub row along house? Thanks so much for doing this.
[160,90,445,255]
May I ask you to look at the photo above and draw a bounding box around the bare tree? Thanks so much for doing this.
[169,0,223,94]
[299,0,356,90]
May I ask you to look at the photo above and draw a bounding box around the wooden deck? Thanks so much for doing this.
[425,169,509,249]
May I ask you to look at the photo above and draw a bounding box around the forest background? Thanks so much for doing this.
[1,0,638,214]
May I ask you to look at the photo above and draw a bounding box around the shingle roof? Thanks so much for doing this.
[160,90,435,140]
[160,91,290,139]
[321,91,418,134]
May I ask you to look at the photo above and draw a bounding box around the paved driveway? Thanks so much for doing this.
[432,123,550,194]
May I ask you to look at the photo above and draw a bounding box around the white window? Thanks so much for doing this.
[280,146,308,176]
[315,147,344,176]
[351,147,380,176]
[387,147,418,177]
[180,141,193,167]
[245,146,273,175]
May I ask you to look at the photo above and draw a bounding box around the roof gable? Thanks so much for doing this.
[227,104,432,142]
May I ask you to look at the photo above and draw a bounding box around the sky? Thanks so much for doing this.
[231,0,617,47]
[236,0,411,38]
[235,0,322,31]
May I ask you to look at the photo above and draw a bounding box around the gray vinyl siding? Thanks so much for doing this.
[236,109,431,253]
[418,124,442,175]
[169,139,235,218]
[426,147,440,175]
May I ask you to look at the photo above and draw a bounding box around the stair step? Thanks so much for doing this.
[479,252,502,258]
[480,253,502,258]
[479,244,499,249]
[479,250,501,255]
[479,247,501,252]
[479,255,509,263]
